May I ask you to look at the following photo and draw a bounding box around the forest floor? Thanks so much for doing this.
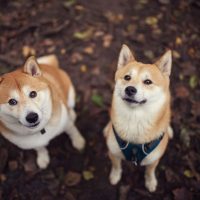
[0,0,200,199]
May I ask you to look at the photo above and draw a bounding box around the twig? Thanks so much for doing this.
[0,55,22,66]
[41,20,69,36]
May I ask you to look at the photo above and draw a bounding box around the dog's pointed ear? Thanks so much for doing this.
[23,56,41,77]
[155,50,172,76]
[117,44,135,69]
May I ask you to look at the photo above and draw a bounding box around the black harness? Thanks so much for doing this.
[112,126,163,165]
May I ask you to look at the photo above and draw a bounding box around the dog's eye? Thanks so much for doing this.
[144,79,153,85]
[8,99,18,106]
[124,75,131,81]
[29,91,37,98]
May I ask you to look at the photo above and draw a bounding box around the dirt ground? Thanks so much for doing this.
[0,0,200,199]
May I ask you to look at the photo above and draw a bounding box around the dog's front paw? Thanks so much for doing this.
[36,150,50,169]
[72,135,86,152]
[109,168,122,185]
[145,176,157,192]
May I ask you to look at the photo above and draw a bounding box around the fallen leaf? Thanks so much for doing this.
[47,46,56,53]
[75,5,85,11]
[0,174,6,182]
[8,160,18,171]
[173,187,192,200]
[64,192,76,200]
[41,39,54,46]
[173,50,181,59]
[91,94,104,107]
[84,46,94,55]
[189,75,198,89]
[139,0,148,4]
[82,170,94,181]
[135,34,145,43]
[183,169,194,178]
[165,168,180,183]
[23,156,37,172]
[145,16,158,26]
[175,86,190,98]
[176,37,182,45]
[61,48,66,55]
[63,0,76,8]
[22,46,36,57]
[191,102,200,116]
[188,48,196,58]
[65,171,81,186]
[158,0,170,4]
[104,11,124,23]
[73,28,94,40]
[180,127,190,148]
[71,52,83,64]
[103,34,113,48]
[144,50,154,60]
[80,65,87,73]
[119,185,131,200]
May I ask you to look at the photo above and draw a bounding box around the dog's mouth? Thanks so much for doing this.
[123,97,147,104]
[20,121,40,129]
[27,122,40,128]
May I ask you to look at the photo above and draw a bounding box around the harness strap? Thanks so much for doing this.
[112,126,163,165]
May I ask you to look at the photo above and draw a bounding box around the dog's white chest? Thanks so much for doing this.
[1,104,68,149]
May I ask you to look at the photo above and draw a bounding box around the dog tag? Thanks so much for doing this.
[40,128,46,134]
[131,148,138,166]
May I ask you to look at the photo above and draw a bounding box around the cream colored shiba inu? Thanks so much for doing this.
[104,45,173,192]
[0,55,85,169]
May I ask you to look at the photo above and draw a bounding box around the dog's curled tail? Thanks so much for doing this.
[37,55,59,68]
[103,122,111,138]
[168,126,174,139]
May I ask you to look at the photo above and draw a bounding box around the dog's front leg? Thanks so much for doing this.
[35,147,50,169]
[144,159,159,192]
[109,152,122,185]
[65,119,85,151]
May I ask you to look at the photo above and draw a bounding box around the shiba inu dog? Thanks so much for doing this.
[104,45,173,192]
[0,55,85,169]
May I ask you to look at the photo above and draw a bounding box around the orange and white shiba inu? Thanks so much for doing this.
[104,45,173,192]
[0,55,85,169]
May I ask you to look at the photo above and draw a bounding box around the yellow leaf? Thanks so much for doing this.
[176,37,182,45]
[73,28,93,40]
[103,34,113,48]
[84,46,94,55]
[145,16,158,25]
[82,170,94,181]
[183,170,194,178]
[80,65,87,73]
[189,75,198,89]
[172,50,181,59]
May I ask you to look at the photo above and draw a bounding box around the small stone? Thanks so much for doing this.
[65,171,81,186]
[8,160,18,171]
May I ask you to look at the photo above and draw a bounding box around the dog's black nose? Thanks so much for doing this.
[26,112,38,123]
[125,86,137,96]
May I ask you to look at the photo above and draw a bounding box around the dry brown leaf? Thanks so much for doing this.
[71,52,83,64]
[65,171,81,186]
[145,16,158,26]
[103,34,113,48]
[175,86,190,98]
[80,65,87,73]
[22,46,36,57]
[84,46,94,55]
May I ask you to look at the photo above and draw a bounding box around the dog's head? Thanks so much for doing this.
[114,45,172,108]
[0,57,52,135]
